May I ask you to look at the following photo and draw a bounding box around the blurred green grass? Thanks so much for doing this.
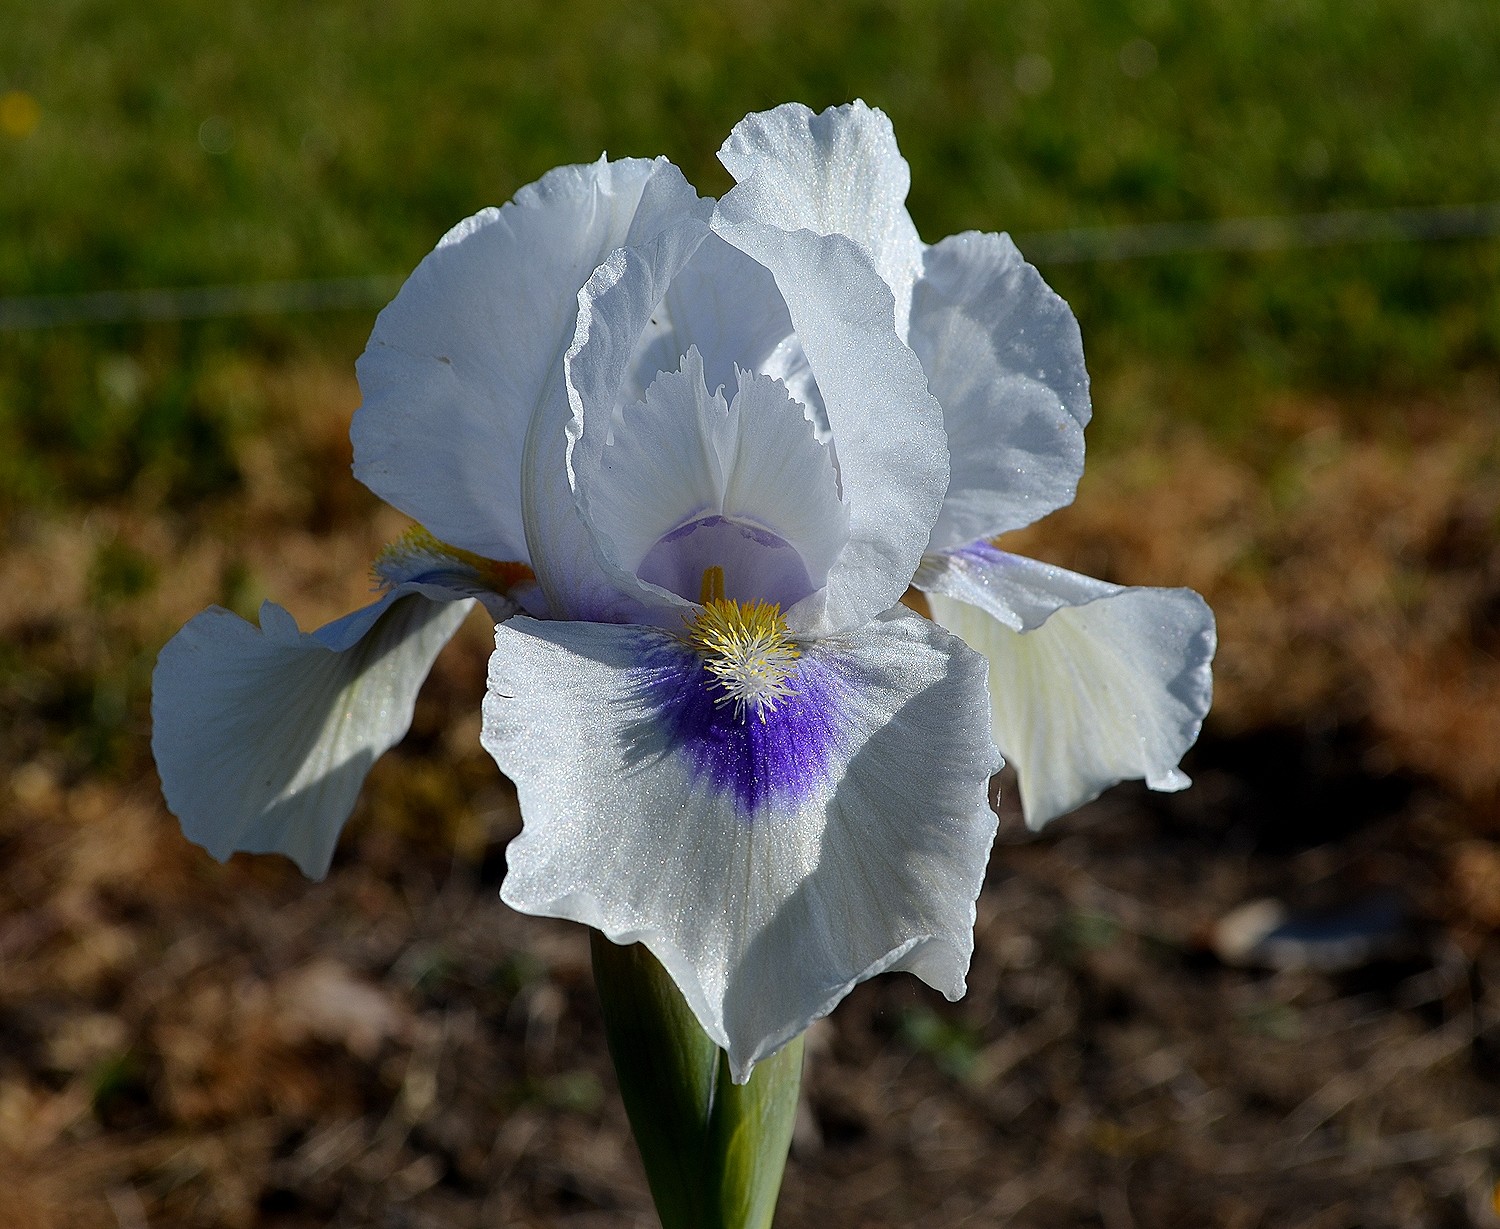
[2,0,1499,511]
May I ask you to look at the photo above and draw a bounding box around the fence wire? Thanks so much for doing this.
[0,275,403,331]
[1017,200,1500,264]
[3,202,1498,331]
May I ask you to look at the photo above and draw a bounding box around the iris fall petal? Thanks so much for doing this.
[152,586,473,878]
[483,608,999,1081]
[919,543,1215,828]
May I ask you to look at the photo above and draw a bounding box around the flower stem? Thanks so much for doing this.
[590,930,803,1229]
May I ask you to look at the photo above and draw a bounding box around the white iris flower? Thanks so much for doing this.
[152,101,1213,1080]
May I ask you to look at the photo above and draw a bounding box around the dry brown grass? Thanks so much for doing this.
[4,361,1500,1226]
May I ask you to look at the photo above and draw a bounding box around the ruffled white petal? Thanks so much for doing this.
[561,188,947,634]
[718,101,925,338]
[353,156,707,570]
[909,232,1091,552]
[619,228,814,415]
[482,608,999,1082]
[152,586,473,878]
[717,368,847,598]
[575,348,848,616]
[528,212,713,621]
[707,217,948,630]
[918,545,1215,828]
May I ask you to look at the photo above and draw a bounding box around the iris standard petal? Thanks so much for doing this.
[617,228,810,412]
[528,212,714,621]
[575,348,848,618]
[152,586,472,878]
[709,218,948,631]
[482,608,999,1082]
[562,198,947,634]
[354,156,708,568]
[909,232,1091,552]
[718,100,925,338]
[918,542,1215,829]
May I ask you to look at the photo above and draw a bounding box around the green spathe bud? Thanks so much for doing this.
[590,930,804,1229]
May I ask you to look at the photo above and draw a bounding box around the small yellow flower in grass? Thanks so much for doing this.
[0,91,40,140]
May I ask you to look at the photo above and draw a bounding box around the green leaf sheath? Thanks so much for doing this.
[590,931,804,1229]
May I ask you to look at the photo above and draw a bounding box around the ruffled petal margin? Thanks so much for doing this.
[909,231,1091,552]
[918,543,1215,829]
[568,212,947,633]
[482,608,999,1082]
[573,348,848,617]
[152,585,473,878]
[718,100,925,338]
[706,217,949,632]
[354,156,707,573]
[538,210,714,621]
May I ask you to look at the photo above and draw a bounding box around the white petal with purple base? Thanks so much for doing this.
[918,543,1215,828]
[482,608,999,1081]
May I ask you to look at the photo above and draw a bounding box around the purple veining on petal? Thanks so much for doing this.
[624,637,843,818]
[637,514,816,608]
[950,537,1013,569]
[658,515,783,549]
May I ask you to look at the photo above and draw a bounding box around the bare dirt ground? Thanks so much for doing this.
[3,366,1498,1228]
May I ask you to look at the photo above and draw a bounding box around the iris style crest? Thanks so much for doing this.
[151,100,1214,1080]
[577,347,847,621]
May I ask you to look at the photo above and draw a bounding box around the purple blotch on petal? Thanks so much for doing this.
[623,638,842,817]
[951,538,1011,568]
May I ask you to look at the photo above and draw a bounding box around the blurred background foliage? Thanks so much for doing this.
[2,0,1499,512]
